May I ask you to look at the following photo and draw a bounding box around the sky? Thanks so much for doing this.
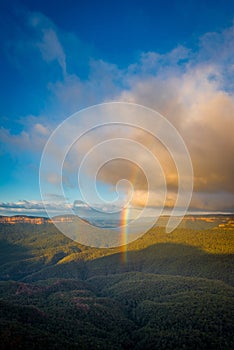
[0,0,234,217]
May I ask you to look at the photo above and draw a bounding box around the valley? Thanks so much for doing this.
[0,216,233,349]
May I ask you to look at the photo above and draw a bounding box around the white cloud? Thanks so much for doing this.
[48,59,124,113]
[0,119,51,154]
[29,12,67,77]
[0,199,73,216]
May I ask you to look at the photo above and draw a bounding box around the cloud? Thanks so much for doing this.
[0,200,72,216]
[28,12,67,77]
[57,63,234,211]
[34,123,50,136]
[118,65,234,194]
[0,200,43,210]
[45,193,68,201]
[1,9,234,213]
[0,200,47,216]
[0,199,123,221]
[190,192,234,213]
[197,22,234,91]
[57,23,234,210]
[0,120,51,154]
[127,45,190,80]
[48,59,124,113]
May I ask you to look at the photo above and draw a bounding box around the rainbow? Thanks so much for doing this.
[120,206,130,263]
[120,166,140,263]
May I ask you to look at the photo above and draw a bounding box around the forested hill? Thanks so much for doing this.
[0,219,233,349]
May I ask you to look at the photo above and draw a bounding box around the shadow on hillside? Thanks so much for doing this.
[2,240,233,287]
[87,242,234,286]
[0,239,43,281]
[0,239,32,265]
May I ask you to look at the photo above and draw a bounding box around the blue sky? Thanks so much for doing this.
[0,0,234,216]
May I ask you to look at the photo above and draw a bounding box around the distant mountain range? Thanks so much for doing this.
[0,214,234,230]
